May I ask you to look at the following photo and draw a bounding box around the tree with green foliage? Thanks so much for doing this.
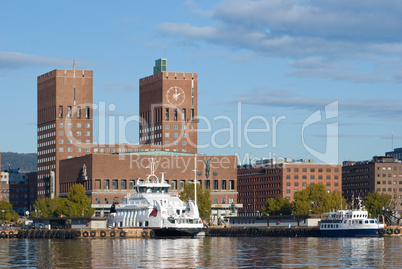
[262,196,292,215]
[179,183,211,220]
[0,201,18,222]
[293,184,346,215]
[33,183,94,217]
[67,184,94,217]
[33,197,72,217]
[363,192,393,218]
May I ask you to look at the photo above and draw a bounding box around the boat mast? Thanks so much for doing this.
[193,156,197,206]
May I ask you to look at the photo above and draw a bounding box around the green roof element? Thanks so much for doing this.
[153,58,167,75]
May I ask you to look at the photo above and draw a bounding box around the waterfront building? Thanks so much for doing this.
[237,158,342,215]
[342,156,402,214]
[36,59,238,222]
[0,167,37,215]
[386,147,402,161]
[37,64,93,198]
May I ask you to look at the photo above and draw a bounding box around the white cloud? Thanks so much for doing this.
[0,51,71,70]
[159,0,402,82]
[236,89,402,121]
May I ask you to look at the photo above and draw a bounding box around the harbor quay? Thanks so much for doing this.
[2,226,401,239]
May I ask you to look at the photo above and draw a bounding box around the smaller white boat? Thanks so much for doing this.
[320,199,384,237]
[107,158,204,238]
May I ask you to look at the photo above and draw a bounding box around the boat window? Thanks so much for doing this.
[336,225,338,228]
[182,210,186,214]
[359,220,362,224]
[145,221,149,227]
[139,222,142,227]
[365,220,369,224]
[176,210,180,215]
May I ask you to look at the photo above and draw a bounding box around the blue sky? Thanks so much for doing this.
[0,0,401,164]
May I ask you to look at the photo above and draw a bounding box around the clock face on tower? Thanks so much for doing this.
[166,86,185,106]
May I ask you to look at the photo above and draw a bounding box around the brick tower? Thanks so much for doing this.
[37,64,93,198]
[139,59,198,153]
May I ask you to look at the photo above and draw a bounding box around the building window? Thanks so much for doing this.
[311,175,315,179]
[77,106,81,119]
[294,168,299,172]
[104,198,109,204]
[165,108,169,120]
[112,180,118,190]
[213,180,218,190]
[180,180,185,190]
[121,180,127,189]
[286,175,290,179]
[58,106,63,118]
[205,180,210,189]
[191,109,194,120]
[294,175,299,179]
[221,180,227,190]
[86,106,90,119]
[182,109,186,121]
[310,168,315,172]
[86,123,90,128]
[67,106,72,118]
[286,182,291,186]
[213,198,218,204]
[286,190,290,193]
[302,168,307,172]
[95,198,100,204]
[129,180,135,189]
[171,180,177,190]
[104,179,110,189]
[59,139,63,144]
[229,180,235,190]
[174,109,177,121]
[294,182,299,186]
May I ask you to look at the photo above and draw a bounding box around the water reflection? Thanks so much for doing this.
[0,237,401,268]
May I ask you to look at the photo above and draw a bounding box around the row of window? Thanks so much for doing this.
[59,106,90,119]
[38,123,56,132]
[59,122,91,128]
[286,175,339,180]
[38,147,56,156]
[377,181,402,185]
[285,167,339,173]
[286,182,339,187]
[98,179,236,191]
[38,132,55,140]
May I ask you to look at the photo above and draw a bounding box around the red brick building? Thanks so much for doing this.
[139,59,198,153]
[59,153,237,217]
[37,65,93,198]
[342,156,402,213]
[237,159,342,214]
[37,59,239,222]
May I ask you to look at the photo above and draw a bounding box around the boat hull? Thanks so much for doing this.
[320,228,380,237]
[151,228,204,238]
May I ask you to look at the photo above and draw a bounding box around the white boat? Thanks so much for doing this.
[320,199,384,237]
[107,158,204,238]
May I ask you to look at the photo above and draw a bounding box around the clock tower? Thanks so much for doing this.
[139,59,198,153]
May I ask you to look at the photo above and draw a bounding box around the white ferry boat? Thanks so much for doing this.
[107,158,204,238]
[320,199,384,237]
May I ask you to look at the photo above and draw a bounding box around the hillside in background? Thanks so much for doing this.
[1,152,37,173]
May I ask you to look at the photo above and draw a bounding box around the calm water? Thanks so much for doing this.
[0,237,401,268]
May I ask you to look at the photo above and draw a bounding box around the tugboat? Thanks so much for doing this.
[107,158,204,238]
[320,198,384,237]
